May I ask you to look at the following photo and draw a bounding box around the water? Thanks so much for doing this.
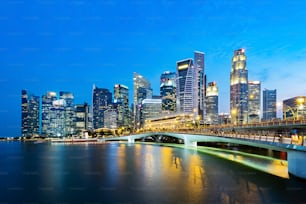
[1,141,306,204]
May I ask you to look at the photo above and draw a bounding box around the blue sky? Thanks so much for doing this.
[1,0,306,136]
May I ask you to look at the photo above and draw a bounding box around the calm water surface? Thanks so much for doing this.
[1,141,306,204]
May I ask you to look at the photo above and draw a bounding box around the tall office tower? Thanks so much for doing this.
[283,96,306,120]
[160,71,176,113]
[60,91,75,135]
[230,48,248,124]
[205,82,219,125]
[263,89,277,121]
[133,72,152,129]
[114,84,129,128]
[21,90,40,137]
[75,103,93,136]
[92,85,112,129]
[248,81,261,123]
[41,91,57,136]
[194,51,205,122]
[176,58,194,114]
[50,99,66,137]
[141,99,162,126]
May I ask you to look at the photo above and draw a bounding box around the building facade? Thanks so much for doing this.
[141,99,162,126]
[92,85,112,129]
[104,108,118,129]
[41,91,57,136]
[133,72,152,129]
[60,91,75,136]
[262,89,277,121]
[75,103,93,135]
[248,81,261,123]
[160,71,176,113]
[194,51,205,122]
[21,90,40,137]
[176,58,194,114]
[283,96,306,120]
[205,82,218,125]
[114,84,129,128]
[230,48,248,124]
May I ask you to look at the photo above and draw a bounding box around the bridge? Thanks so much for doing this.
[101,131,306,180]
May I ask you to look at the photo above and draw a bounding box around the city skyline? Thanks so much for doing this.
[1,0,306,136]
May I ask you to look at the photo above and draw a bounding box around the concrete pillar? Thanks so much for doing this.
[184,139,197,147]
[128,137,135,143]
[288,150,306,179]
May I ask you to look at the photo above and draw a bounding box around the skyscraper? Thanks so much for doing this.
[133,72,152,129]
[248,81,261,123]
[60,91,75,135]
[230,48,248,124]
[160,71,176,113]
[176,58,194,114]
[92,85,112,129]
[21,90,40,137]
[114,84,129,128]
[194,51,205,122]
[75,103,93,135]
[205,82,218,125]
[42,91,76,137]
[263,89,277,121]
[41,91,57,136]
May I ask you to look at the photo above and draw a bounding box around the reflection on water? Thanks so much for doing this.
[0,141,306,203]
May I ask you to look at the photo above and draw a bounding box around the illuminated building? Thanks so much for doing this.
[283,96,306,120]
[248,81,261,123]
[42,91,76,137]
[60,91,75,135]
[104,108,118,129]
[21,90,40,137]
[176,58,194,114]
[176,51,205,121]
[133,72,152,129]
[92,85,112,129]
[230,48,248,124]
[263,89,277,121]
[114,84,129,128]
[194,51,206,122]
[141,99,162,126]
[160,71,176,112]
[41,91,57,136]
[205,82,218,125]
[75,103,93,136]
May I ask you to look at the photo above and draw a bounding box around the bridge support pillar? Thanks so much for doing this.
[288,150,306,179]
[128,137,135,143]
[185,140,197,147]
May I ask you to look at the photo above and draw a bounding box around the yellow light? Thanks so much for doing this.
[178,64,189,70]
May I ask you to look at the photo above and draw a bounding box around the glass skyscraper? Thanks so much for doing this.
[114,84,129,128]
[42,91,75,137]
[41,91,57,137]
[21,90,40,137]
[230,48,248,124]
[133,72,152,129]
[92,85,112,129]
[248,81,261,123]
[160,71,176,112]
[263,89,277,121]
[60,91,75,136]
[75,103,93,135]
[194,51,205,122]
[176,58,194,114]
[205,82,218,125]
